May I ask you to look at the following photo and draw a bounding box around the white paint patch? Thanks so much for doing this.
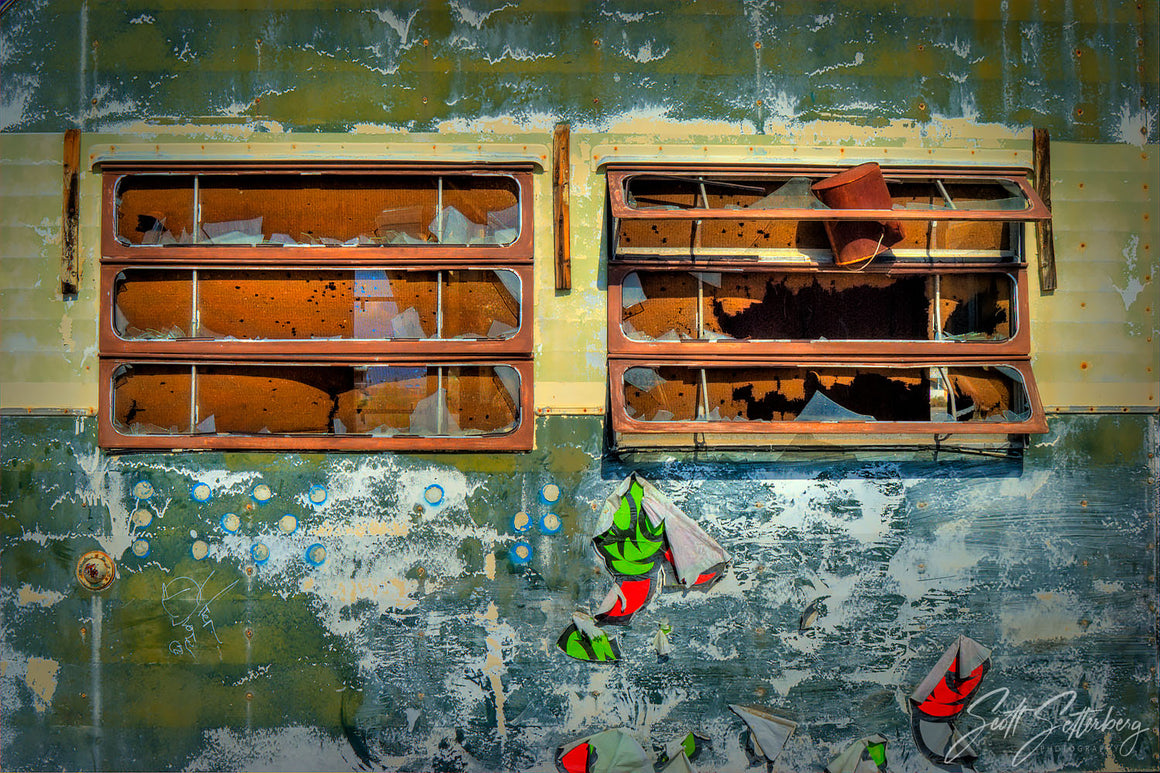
[623,41,670,64]
[482,44,553,64]
[1115,102,1154,146]
[366,8,420,46]
[810,13,835,31]
[808,51,864,77]
[16,585,65,608]
[888,517,982,599]
[182,726,355,771]
[129,13,154,24]
[450,1,516,28]
[599,9,656,22]
[1111,235,1144,310]
[0,76,37,131]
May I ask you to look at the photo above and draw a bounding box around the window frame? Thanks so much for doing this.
[604,162,1051,449]
[98,162,535,452]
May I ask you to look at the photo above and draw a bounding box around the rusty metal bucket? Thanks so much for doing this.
[811,162,904,268]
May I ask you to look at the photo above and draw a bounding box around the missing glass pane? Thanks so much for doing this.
[622,365,1029,424]
[619,271,1015,343]
[114,175,196,245]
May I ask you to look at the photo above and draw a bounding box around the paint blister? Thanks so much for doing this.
[251,484,273,504]
[305,543,327,567]
[221,513,241,533]
[509,540,533,565]
[307,484,328,506]
[251,542,270,564]
[540,512,563,535]
[191,482,212,502]
[512,511,533,533]
[132,480,154,500]
[424,484,445,506]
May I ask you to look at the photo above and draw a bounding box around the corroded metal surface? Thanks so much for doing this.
[1,414,1155,771]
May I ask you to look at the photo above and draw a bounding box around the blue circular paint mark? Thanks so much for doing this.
[539,512,563,535]
[307,484,328,506]
[220,513,241,534]
[251,542,270,564]
[509,540,533,565]
[423,484,444,506]
[305,543,327,567]
[251,484,273,504]
[131,538,151,558]
[132,480,154,500]
[511,511,533,533]
[540,483,561,505]
[191,482,212,502]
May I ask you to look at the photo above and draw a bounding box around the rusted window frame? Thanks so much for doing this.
[98,163,535,451]
[605,162,1050,446]
[99,358,533,452]
[609,358,1048,437]
[609,261,1031,359]
[606,164,1051,223]
[100,263,533,359]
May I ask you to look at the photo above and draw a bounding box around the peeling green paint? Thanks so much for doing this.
[2,1,1156,142]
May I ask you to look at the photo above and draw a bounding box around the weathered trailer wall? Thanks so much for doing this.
[2,2,1158,772]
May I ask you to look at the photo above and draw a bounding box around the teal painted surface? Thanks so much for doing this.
[1,414,1156,771]
[1,1,1156,143]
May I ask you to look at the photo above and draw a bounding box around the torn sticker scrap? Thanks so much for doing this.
[910,634,992,772]
[825,734,888,773]
[557,728,654,773]
[730,703,796,763]
[557,611,622,662]
[593,473,730,624]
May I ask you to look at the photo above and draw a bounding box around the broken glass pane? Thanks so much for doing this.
[112,364,192,434]
[623,365,1032,424]
[113,270,193,339]
[114,175,196,245]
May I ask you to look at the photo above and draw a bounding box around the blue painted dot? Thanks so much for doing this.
[220,513,241,533]
[540,483,561,505]
[539,512,563,535]
[131,538,151,558]
[307,484,328,506]
[509,541,533,565]
[305,543,327,567]
[251,542,270,564]
[191,482,212,502]
[252,484,273,504]
[511,511,533,533]
[132,480,154,500]
[424,484,444,506]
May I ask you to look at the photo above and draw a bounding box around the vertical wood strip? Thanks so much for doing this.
[552,122,571,291]
[1033,127,1056,293]
[61,128,81,296]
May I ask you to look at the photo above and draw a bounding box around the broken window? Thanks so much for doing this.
[99,163,533,451]
[605,163,1049,451]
